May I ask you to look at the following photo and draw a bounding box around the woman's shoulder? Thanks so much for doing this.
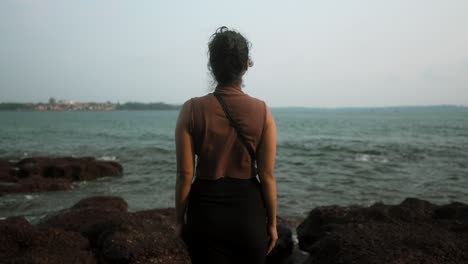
[237,90,264,104]
[180,93,216,115]
[185,94,212,109]
[247,94,266,106]
[242,93,268,113]
[188,93,215,104]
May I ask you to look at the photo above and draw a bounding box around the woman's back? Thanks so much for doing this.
[190,86,266,180]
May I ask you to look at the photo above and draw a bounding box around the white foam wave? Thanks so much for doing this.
[24,194,39,200]
[355,154,388,163]
[356,154,371,162]
[97,156,117,161]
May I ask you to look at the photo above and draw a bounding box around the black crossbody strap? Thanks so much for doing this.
[213,92,256,166]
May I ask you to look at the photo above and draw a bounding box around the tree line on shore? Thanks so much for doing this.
[0,102,181,111]
[116,102,180,110]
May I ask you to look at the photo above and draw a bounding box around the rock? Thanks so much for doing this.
[71,196,128,212]
[0,159,16,182]
[434,202,468,235]
[132,208,178,228]
[297,198,468,264]
[40,196,128,246]
[41,207,126,247]
[97,211,190,264]
[0,157,123,195]
[434,201,468,223]
[0,216,35,260]
[0,216,97,264]
[17,157,123,180]
[40,196,191,264]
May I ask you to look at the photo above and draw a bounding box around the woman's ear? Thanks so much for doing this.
[244,59,253,71]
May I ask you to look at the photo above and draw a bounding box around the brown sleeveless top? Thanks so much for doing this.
[189,86,267,180]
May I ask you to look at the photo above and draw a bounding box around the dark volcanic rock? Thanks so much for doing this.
[297,198,468,264]
[71,196,128,212]
[132,208,178,228]
[0,159,17,182]
[0,216,97,264]
[40,196,128,244]
[40,196,191,264]
[97,210,190,264]
[0,217,35,260]
[0,157,123,195]
[17,157,123,180]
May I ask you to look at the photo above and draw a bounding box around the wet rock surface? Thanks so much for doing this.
[297,198,468,264]
[0,157,123,195]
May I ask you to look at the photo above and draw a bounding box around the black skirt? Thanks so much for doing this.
[184,177,268,264]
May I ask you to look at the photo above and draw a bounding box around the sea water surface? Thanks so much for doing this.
[0,109,467,222]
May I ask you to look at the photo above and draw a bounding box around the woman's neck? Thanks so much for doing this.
[216,82,242,90]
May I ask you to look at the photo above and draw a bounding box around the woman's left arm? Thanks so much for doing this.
[175,100,194,234]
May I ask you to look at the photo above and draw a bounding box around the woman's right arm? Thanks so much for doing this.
[175,100,195,236]
[257,106,278,255]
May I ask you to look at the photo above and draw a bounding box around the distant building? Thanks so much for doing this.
[35,105,47,111]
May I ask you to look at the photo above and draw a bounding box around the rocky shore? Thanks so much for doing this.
[1,157,468,263]
[1,195,468,264]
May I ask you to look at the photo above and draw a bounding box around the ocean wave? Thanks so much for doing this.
[24,195,39,200]
[97,155,117,161]
[355,153,389,163]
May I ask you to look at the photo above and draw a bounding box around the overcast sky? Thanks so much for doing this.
[1,0,467,107]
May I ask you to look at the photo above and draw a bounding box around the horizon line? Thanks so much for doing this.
[270,104,468,109]
[1,101,468,109]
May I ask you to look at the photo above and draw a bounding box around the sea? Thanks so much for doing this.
[1,107,467,222]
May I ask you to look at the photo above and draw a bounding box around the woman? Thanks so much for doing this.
[175,26,277,264]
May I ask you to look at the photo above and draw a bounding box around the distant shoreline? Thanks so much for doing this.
[0,102,467,112]
[0,102,181,111]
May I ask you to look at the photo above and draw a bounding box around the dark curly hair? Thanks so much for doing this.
[208,26,251,87]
